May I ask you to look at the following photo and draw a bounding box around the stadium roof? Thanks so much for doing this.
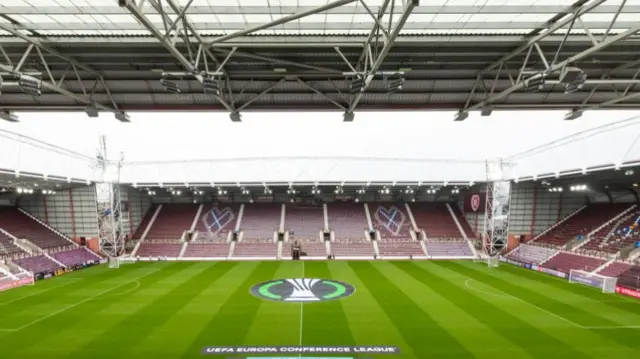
[1,0,640,119]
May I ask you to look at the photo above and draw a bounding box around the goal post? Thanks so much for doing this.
[488,256,500,268]
[569,269,617,293]
[107,256,136,268]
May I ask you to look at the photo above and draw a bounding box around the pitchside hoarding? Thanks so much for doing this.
[0,276,34,292]
[615,286,640,299]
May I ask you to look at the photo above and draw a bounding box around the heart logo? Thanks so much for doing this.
[471,194,481,212]
[202,207,235,235]
[373,205,407,236]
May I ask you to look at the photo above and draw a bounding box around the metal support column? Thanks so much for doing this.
[482,159,512,257]
[95,135,125,258]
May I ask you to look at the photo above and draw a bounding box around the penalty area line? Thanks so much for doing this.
[0,278,83,306]
[0,269,159,333]
[464,278,585,329]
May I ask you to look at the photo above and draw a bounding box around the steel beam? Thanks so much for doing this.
[213,48,342,74]
[237,78,286,111]
[295,77,347,111]
[206,0,359,46]
[163,0,194,37]
[124,0,234,112]
[465,24,640,113]
[483,0,607,72]
[347,0,417,113]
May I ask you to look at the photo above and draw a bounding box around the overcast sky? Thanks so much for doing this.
[1,110,639,182]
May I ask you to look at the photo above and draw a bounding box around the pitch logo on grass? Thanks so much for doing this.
[251,278,355,302]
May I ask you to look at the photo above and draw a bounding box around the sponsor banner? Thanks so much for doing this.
[0,276,35,292]
[569,272,604,289]
[531,265,539,271]
[506,259,524,267]
[537,267,567,279]
[202,346,400,355]
[525,263,532,270]
[464,193,486,213]
[615,286,640,299]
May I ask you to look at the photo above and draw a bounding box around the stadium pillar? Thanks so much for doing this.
[68,189,76,239]
[482,159,512,256]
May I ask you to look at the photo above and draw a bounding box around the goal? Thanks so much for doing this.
[108,256,136,268]
[474,256,500,267]
[569,269,617,293]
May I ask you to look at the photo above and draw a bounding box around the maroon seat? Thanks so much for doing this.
[542,252,605,274]
[136,243,182,257]
[52,247,100,266]
[598,262,631,277]
[327,203,368,240]
[377,239,423,256]
[283,239,326,258]
[616,265,640,290]
[132,204,158,239]
[14,255,61,273]
[535,204,629,247]
[0,231,27,258]
[0,207,70,249]
[425,240,473,256]
[286,204,324,241]
[183,243,230,257]
[241,204,280,240]
[145,204,199,240]
[411,203,462,239]
[330,239,374,257]
[233,239,277,257]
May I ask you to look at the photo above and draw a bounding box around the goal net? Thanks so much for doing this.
[488,257,500,268]
[569,269,617,293]
[108,256,136,268]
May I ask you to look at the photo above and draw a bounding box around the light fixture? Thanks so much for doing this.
[229,112,241,122]
[85,104,99,118]
[404,186,414,194]
[564,109,582,121]
[454,111,468,122]
[203,75,221,95]
[524,75,545,92]
[0,110,18,122]
[334,186,344,194]
[115,112,130,123]
[548,187,563,192]
[241,187,250,195]
[311,186,321,195]
[287,187,296,195]
[217,187,227,195]
[349,75,364,94]
[18,74,42,96]
[160,78,181,94]
[386,73,404,93]
[343,111,354,122]
[625,170,634,176]
[480,106,493,117]
[570,184,588,192]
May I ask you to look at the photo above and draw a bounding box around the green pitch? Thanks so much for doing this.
[1,260,639,359]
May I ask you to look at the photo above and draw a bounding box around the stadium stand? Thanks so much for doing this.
[286,204,324,241]
[451,204,476,238]
[542,252,606,273]
[616,265,640,290]
[327,203,368,240]
[533,204,630,247]
[240,204,280,240]
[182,243,230,258]
[425,240,473,257]
[197,204,239,242]
[581,211,640,254]
[51,247,101,267]
[377,239,424,257]
[598,261,632,277]
[283,239,327,258]
[144,204,199,240]
[330,239,375,257]
[132,204,158,239]
[233,239,277,258]
[410,202,461,239]
[0,231,27,258]
[136,241,183,257]
[0,207,71,249]
[369,203,413,240]
[14,255,61,273]
[507,243,557,264]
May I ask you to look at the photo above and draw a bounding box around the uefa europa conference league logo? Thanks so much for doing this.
[251,278,355,302]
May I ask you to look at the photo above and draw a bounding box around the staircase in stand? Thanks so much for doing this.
[17,208,78,248]
[531,205,586,242]
[446,203,478,257]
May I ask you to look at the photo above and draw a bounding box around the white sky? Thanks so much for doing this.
[1,110,639,183]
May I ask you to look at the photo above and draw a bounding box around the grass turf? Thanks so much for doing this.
[0,260,639,359]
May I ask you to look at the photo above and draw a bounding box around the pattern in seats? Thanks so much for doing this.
[234,239,277,257]
[197,204,239,242]
[370,203,412,240]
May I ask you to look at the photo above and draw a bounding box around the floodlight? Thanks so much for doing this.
[481,106,493,117]
[230,112,241,122]
[160,78,181,94]
[85,105,99,118]
[115,112,131,123]
[454,111,468,122]
[343,111,355,122]
[386,74,404,93]
[524,76,545,92]
[0,110,18,122]
[564,109,582,121]
[18,75,42,96]
[349,75,364,94]
[203,76,221,95]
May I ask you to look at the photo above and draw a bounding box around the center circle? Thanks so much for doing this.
[250,278,355,302]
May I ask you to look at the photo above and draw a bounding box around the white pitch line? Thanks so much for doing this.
[0,278,82,306]
[299,260,305,349]
[464,278,585,329]
[0,269,159,333]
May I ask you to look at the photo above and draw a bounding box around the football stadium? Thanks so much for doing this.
[1,0,640,358]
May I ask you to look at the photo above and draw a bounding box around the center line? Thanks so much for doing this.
[299,260,305,356]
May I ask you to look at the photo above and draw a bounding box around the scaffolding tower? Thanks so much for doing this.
[95,135,125,258]
[482,159,512,258]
